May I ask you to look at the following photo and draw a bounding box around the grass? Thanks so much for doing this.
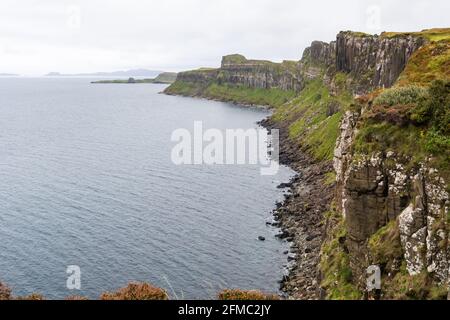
[381,28,450,42]
[355,80,450,188]
[203,83,296,108]
[164,80,207,96]
[396,41,450,87]
[222,54,248,65]
[165,80,296,108]
[273,77,353,162]
[342,31,372,38]
[320,211,362,300]
[368,221,403,266]
[382,262,448,300]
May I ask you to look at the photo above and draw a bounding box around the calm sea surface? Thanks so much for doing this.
[0,78,294,299]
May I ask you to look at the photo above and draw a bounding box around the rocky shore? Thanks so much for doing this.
[164,28,450,299]
[260,117,334,300]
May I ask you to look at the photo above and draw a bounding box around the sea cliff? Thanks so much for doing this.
[165,28,450,299]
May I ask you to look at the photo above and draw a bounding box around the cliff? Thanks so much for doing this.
[165,55,305,107]
[165,28,450,300]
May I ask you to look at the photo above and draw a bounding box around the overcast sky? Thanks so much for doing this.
[0,0,448,75]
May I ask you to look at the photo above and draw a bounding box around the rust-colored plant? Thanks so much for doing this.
[65,295,89,300]
[0,282,12,300]
[218,289,279,300]
[16,293,46,300]
[100,282,169,300]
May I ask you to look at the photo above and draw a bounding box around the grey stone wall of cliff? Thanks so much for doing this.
[335,32,426,92]
[172,31,427,98]
[302,40,336,67]
[218,56,304,92]
[333,112,450,289]
[175,69,219,85]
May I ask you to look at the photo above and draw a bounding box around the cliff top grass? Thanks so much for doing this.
[396,40,450,87]
[355,80,450,189]
[221,54,293,72]
[221,54,248,65]
[341,30,372,38]
[381,28,450,42]
[182,67,218,74]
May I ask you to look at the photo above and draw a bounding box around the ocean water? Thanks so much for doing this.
[0,78,294,299]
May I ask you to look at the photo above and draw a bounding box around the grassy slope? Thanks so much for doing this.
[165,80,296,108]
[272,75,353,161]
[165,29,449,300]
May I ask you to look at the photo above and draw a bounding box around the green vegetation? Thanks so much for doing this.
[273,77,353,161]
[381,28,450,42]
[356,80,450,186]
[373,85,428,107]
[382,262,448,300]
[324,171,337,186]
[397,41,450,87]
[164,80,206,96]
[222,54,247,64]
[368,221,403,267]
[166,80,296,108]
[320,211,362,300]
[203,84,296,108]
[342,30,371,38]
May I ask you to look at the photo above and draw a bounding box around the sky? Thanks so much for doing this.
[0,0,448,75]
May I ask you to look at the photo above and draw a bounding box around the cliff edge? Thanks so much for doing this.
[165,28,450,300]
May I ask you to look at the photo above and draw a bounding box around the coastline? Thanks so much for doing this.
[164,90,333,300]
[259,117,333,300]
[163,91,273,110]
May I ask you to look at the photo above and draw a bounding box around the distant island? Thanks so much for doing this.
[0,73,19,76]
[91,72,178,84]
[45,68,163,78]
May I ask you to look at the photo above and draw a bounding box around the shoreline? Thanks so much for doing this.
[164,91,333,299]
[259,117,333,300]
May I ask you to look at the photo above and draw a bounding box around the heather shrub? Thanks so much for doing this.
[65,295,89,300]
[218,289,279,300]
[0,282,12,300]
[373,85,428,107]
[16,293,45,300]
[100,282,169,300]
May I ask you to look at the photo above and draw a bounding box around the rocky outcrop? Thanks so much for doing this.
[333,124,450,288]
[302,41,336,67]
[171,54,305,93]
[175,68,219,85]
[335,32,426,92]
[398,169,449,283]
[165,28,449,299]
[218,55,304,91]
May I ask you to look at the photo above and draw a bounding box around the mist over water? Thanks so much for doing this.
[0,78,293,299]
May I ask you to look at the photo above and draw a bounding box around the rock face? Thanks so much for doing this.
[172,54,304,93]
[335,32,426,92]
[334,119,450,287]
[302,41,336,67]
[165,28,449,298]
[175,68,218,85]
[218,55,304,91]
[202,31,425,95]
[169,32,426,98]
